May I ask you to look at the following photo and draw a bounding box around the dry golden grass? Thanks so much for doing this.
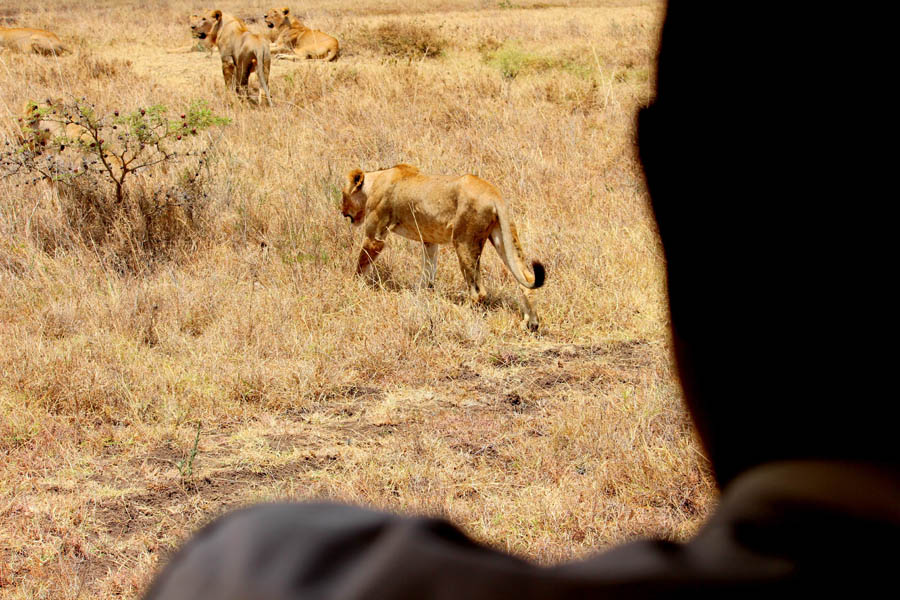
[0,1,716,598]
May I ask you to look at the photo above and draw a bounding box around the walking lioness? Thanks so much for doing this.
[341,164,545,330]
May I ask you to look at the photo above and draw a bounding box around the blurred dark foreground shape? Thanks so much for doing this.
[143,3,900,599]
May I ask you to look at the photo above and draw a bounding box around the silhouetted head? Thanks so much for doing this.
[640,5,897,487]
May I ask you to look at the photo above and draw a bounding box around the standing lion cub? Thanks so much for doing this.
[341,164,545,331]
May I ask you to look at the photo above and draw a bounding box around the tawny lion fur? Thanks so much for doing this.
[263,7,339,61]
[18,99,125,176]
[0,26,69,55]
[341,164,546,330]
[167,15,214,55]
[192,10,273,106]
[19,99,94,149]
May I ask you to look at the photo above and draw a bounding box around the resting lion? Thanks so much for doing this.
[167,15,214,55]
[0,26,69,56]
[263,7,339,61]
[18,99,124,176]
[191,10,273,106]
[341,164,545,330]
[19,99,93,149]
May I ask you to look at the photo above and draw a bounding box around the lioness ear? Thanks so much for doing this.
[212,9,222,20]
[282,7,290,15]
[348,169,364,192]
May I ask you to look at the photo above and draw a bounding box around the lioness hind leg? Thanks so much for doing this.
[454,238,487,303]
[420,243,439,289]
[517,286,540,332]
[221,61,237,93]
[237,62,254,100]
[259,58,273,106]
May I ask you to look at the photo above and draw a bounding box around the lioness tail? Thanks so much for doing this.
[491,202,545,290]
[256,45,273,106]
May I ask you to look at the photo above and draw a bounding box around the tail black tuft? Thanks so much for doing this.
[531,262,545,289]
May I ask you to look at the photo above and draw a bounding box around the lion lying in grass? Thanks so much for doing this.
[263,7,339,61]
[191,10,273,106]
[17,98,125,177]
[0,26,69,55]
[341,164,545,331]
[19,99,93,149]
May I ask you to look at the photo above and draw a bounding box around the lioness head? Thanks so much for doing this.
[191,9,222,40]
[19,98,64,146]
[341,169,366,224]
[263,7,290,30]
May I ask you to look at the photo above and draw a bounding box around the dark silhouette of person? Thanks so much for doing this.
[143,4,900,598]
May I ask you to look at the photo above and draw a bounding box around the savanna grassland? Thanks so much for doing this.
[0,1,716,597]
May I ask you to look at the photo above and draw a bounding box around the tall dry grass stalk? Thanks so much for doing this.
[0,1,715,598]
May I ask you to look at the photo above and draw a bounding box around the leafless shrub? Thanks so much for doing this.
[354,20,447,60]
